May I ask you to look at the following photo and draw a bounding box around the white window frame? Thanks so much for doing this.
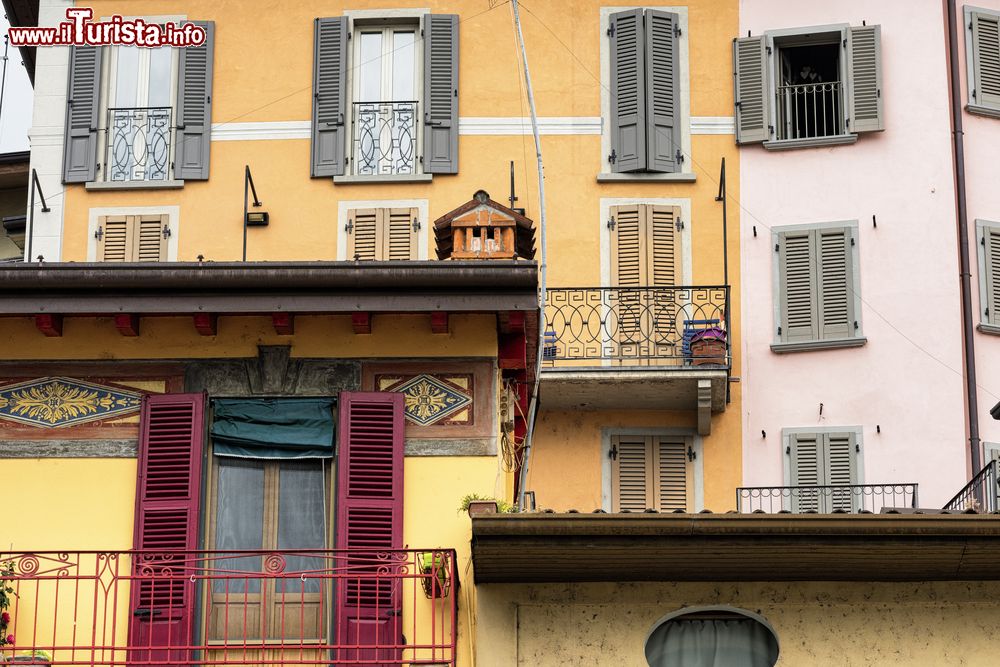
[964,5,1000,119]
[86,205,180,262]
[600,427,704,512]
[336,199,429,260]
[598,6,692,182]
[976,218,1000,334]
[344,9,426,178]
[95,15,184,185]
[770,219,865,352]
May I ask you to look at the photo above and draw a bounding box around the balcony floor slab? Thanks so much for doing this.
[539,366,727,414]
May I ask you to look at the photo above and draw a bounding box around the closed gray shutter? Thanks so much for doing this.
[777,230,818,343]
[846,25,883,133]
[984,225,1000,325]
[733,35,769,144]
[789,433,822,512]
[422,14,459,174]
[63,45,102,183]
[311,17,347,178]
[971,11,1000,110]
[825,432,858,511]
[644,10,680,173]
[817,227,854,340]
[174,21,215,180]
[609,9,646,172]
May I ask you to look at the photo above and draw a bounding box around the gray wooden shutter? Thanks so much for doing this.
[733,35,769,144]
[971,11,1000,111]
[63,45,102,183]
[422,14,459,174]
[778,230,818,343]
[174,21,215,180]
[817,227,854,340]
[985,225,1000,325]
[825,432,858,512]
[312,17,348,178]
[846,25,883,133]
[789,433,822,512]
[609,9,646,172]
[611,435,651,512]
[644,10,680,173]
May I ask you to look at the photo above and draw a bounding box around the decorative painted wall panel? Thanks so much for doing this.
[376,373,473,426]
[0,377,142,428]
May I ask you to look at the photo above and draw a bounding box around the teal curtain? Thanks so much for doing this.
[645,618,778,667]
[211,398,335,459]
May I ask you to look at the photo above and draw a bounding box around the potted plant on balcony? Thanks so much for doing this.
[418,551,453,599]
[458,493,517,517]
[11,651,51,664]
[689,327,727,366]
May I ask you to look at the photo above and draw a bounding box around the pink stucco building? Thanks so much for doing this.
[737,0,999,508]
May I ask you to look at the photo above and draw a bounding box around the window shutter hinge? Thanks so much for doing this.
[850,237,856,246]
[345,220,354,233]
[674,25,682,37]
[774,243,780,252]
[607,216,616,231]
[162,224,172,239]
[765,45,772,55]
[412,218,421,232]
[675,218,684,232]
[608,149,617,165]
[94,225,103,241]
[973,88,978,99]
[675,148,685,164]
[607,23,615,38]
[777,326,782,336]
[609,444,618,461]
[786,445,791,455]
[687,446,696,461]
[843,38,847,48]
[856,443,861,453]
[854,321,859,330]
[846,117,851,129]
[768,124,775,135]
[982,236,986,246]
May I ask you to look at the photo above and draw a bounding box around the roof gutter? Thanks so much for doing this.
[947,0,982,475]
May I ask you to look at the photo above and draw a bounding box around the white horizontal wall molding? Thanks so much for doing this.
[208,117,735,141]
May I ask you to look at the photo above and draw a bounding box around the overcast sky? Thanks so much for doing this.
[1,14,34,153]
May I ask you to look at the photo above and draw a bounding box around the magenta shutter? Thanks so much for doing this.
[128,393,206,665]
[335,392,405,665]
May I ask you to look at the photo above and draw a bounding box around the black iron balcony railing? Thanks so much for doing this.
[944,460,1000,512]
[352,101,418,176]
[776,81,844,140]
[106,107,173,182]
[737,483,919,514]
[543,286,729,365]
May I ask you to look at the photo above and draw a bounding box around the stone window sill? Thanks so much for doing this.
[977,323,1000,336]
[763,135,858,151]
[86,180,185,191]
[966,103,1000,120]
[333,174,433,184]
[596,172,696,183]
[770,337,868,353]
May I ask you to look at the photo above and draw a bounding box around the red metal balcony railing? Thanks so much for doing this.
[0,549,457,666]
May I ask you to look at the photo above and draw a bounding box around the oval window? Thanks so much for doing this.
[645,608,779,667]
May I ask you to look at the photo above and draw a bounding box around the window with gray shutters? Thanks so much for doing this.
[772,222,864,352]
[314,13,458,180]
[733,24,882,148]
[966,6,1000,118]
[977,220,1000,332]
[785,429,861,513]
[604,8,683,176]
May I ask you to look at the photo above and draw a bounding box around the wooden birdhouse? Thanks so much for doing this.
[434,190,536,260]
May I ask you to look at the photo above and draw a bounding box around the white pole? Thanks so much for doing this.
[510,0,546,510]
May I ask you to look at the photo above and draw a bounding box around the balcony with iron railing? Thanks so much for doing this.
[352,101,418,177]
[737,483,920,514]
[105,107,173,183]
[944,460,1000,512]
[540,286,730,432]
[0,548,457,666]
[768,81,857,149]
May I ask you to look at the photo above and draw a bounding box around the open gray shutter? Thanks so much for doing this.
[817,227,854,340]
[63,45,102,183]
[733,35,769,144]
[778,230,818,343]
[847,25,883,133]
[984,225,1000,325]
[609,9,646,172]
[971,11,1000,110]
[422,14,459,174]
[789,433,822,512]
[824,432,858,511]
[174,21,214,180]
[312,17,347,178]
[644,10,680,173]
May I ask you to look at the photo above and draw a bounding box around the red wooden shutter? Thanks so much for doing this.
[128,393,206,665]
[335,392,405,664]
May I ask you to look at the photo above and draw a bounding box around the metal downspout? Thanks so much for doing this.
[947,0,982,474]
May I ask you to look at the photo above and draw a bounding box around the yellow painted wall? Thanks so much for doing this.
[476,581,1000,666]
